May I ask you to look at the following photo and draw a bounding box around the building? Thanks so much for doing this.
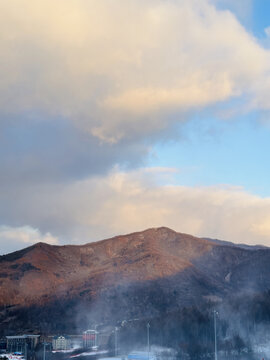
[52,336,71,351]
[6,335,40,354]
[0,338,6,352]
[82,330,98,349]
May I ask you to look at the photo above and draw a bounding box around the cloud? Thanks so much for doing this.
[1,168,270,251]
[0,116,148,187]
[265,27,270,38]
[101,76,233,113]
[213,0,253,24]
[0,225,58,255]
[0,0,270,143]
[1,1,270,254]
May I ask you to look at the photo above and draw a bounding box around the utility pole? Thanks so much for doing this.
[213,310,218,360]
[43,343,48,360]
[94,325,97,348]
[115,327,118,357]
[24,342,27,360]
[147,323,150,360]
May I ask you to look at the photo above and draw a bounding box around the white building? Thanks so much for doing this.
[52,336,71,351]
[82,330,98,349]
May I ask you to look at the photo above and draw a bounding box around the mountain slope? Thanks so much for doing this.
[0,227,270,334]
[0,227,215,306]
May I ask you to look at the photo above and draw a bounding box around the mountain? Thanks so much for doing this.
[0,227,215,306]
[0,227,270,337]
[203,237,267,250]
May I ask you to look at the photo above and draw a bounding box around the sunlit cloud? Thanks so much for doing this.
[1,169,270,249]
[1,0,270,253]
[1,0,270,143]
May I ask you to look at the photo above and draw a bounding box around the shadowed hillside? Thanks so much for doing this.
[1,227,270,346]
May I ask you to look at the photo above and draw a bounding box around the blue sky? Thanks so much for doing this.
[150,110,270,197]
[1,0,270,253]
[148,0,270,197]
[217,0,270,39]
[247,0,270,38]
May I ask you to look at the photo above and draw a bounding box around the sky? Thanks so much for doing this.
[1,0,270,254]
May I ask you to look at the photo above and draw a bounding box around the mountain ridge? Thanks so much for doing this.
[1,226,267,261]
[0,226,270,335]
[0,227,216,306]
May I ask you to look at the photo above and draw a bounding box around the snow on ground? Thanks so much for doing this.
[98,358,123,360]
[0,355,25,360]
[70,350,108,358]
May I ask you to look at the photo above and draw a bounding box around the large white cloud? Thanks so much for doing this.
[0,0,270,143]
[1,0,270,253]
[1,168,270,249]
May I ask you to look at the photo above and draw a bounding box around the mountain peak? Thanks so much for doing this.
[1,227,270,335]
[0,227,215,308]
